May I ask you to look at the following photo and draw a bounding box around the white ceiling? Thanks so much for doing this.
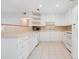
[1,0,77,14]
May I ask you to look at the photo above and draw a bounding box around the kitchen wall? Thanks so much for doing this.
[1,13,21,25]
[2,13,65,26]
[41,14,65,26]
[65,9,72,25]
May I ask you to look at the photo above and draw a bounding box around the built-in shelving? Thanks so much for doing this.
[29,9,43,26]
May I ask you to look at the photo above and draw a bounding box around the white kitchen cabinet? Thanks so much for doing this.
[39,31,62,42]
[64,5,78,59]
[50,31,63,42]
[33,32,40,45]
[62,31,73,59]
[63,32,72,52]
[41,14,65,26]
[72,5,78,59]
[72,5,78,24]
[1,38,18,59]
[18,37,30,59]
[65,9,72,25]
[39,32,50,42]
[55,18,65,26]
[1,37,30,59]
[50,31,57,41]
[72,28,78,59]
[2,32,39,59]
[65,5,78,26]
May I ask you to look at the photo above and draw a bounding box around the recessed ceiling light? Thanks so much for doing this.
[56,4,59,7]
[39,4,42,8]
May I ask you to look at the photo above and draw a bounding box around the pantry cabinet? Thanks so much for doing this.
[72,5,78,59]
[63,5,78,59]
[1,32,39,59]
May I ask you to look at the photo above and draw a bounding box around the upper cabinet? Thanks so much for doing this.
[72,5,78,24]
[55,15,65,26]
[65,5,78,25]
[41,14,65,26]
[65,10,72,25]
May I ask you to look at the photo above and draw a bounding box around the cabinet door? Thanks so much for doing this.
[57,32,63,41]
[50,31,62,42]
[39,32,50,42]
[72,5,78,24]
[32,32,39,46]
[72,5,78,59]
[2,38,17,59]
[50,31,57,41]
[65,10,72,25]
[40,31,62,42]
[55,19,65,26]
[62,32,66,43]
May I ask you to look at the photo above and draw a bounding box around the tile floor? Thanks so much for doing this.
[28,42,72,59]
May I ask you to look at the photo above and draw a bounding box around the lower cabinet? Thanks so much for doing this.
[62,31,72,57]
[39,32,50,42]
[39,31,63,42]
[72,24,78,59]
[2,32,39,59]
